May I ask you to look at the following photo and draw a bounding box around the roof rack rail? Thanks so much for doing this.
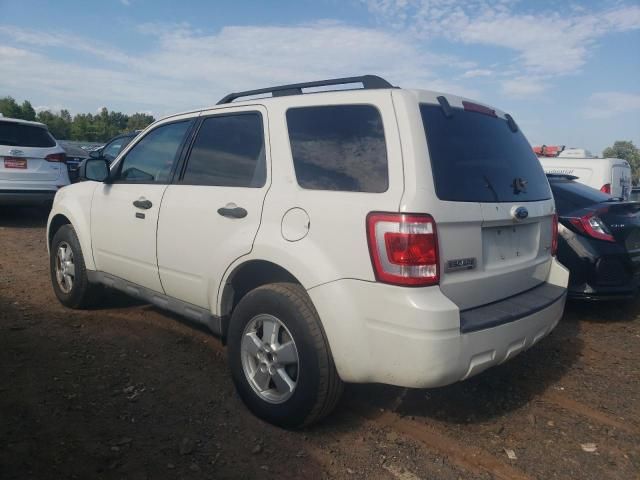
[216,75,395,105]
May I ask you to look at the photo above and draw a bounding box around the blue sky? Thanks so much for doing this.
[0,0,639,154]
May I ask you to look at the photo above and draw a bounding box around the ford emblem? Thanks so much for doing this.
[512,206,529,221]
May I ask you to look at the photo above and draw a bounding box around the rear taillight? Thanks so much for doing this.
[600,183,611,194]
[366,213,439,287]
[45,153,66,163]
[551,213,559,256]
[568,211,615,243]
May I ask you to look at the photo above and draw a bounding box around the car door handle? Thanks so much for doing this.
[133,198,153,210]
[217,205,247,219]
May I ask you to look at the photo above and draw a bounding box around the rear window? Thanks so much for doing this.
[548,178,613,214]
[0,121,56,148]
[286,105,388,193]
[420,104,551,202]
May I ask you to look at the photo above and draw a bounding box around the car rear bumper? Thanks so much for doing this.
[309,257,568,388]
[0,189,57,205]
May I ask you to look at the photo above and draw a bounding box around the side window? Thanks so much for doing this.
[181,113,266,187]
[116,121,190,183]
[102,138,124,162]
[286,105,388,193]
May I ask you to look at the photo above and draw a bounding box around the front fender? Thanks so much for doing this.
[47,182,98,270]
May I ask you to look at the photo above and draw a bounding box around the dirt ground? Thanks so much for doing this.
[1,206,638,480]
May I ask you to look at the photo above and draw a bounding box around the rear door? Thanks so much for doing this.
[156,107,269,309]
[415,97,555,310]
[0,120,63,184]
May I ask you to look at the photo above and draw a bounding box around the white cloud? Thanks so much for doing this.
[583,92,640,119]
[501,76,548,97]
[0,22,478,116]
[461,68,492,78]
[364,1,640,82]
[120,0,131,6]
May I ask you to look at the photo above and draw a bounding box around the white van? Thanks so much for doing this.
[538,149,632,200]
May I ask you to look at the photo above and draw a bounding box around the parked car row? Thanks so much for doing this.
[2,76,637,427]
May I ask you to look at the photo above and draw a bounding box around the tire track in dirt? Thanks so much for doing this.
[538,390,639,435]
[352,405,535,480]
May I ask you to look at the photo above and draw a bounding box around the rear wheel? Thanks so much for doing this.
[227,283,343,428]
[50,224,101,308]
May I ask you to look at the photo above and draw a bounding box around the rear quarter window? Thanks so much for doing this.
[420,104,551,203]
[286,104,388,193]
[0,121,56,148]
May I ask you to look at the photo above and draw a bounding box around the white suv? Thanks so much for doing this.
[1,117,69,205]
[47,76,568,427]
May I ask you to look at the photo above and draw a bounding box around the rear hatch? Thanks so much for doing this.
[0,120,64,184]
[419,99,555,310]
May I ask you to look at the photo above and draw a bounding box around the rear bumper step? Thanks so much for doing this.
[460,282,567,333]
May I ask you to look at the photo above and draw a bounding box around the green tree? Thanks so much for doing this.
[0,96,23,118]
[603,141,640,184]
[20,100,36,121]
[2,96,155,142]
[127,112,155,131]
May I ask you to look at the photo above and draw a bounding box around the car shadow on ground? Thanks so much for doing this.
[0,206,50,228]
[564,296,640,323]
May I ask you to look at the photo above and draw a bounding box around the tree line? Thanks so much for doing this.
[0,96,155,142]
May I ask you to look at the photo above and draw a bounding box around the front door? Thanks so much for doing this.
[91,118,193,292]
[157,107,269,309]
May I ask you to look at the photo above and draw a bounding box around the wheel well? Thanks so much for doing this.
[48,214,71,246]
[220,260,301,339]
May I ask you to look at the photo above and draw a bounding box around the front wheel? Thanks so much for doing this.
[227,283,343,428]
[50,224,101,309]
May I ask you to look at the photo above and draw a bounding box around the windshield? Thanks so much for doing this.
[420,104,551,203]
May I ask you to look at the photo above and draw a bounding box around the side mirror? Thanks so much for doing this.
[79,158,111,183]
[89,149,103,159]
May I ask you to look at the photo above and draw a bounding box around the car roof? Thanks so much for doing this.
[0,116,49,128]
[158,87,503,126]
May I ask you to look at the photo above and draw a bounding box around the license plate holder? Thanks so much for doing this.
[4,157,27,169]
[483,223,538,266]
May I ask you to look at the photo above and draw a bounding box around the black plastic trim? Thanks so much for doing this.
[460,282,566,333]
[217,75,395,104]
[436,96,453,118]
[86,271,223,335]
[505,113,519,132]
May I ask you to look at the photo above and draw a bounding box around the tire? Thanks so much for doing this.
[227,282,343,428]
[50,224,102,309]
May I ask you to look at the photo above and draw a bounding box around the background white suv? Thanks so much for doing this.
[47,75,569,427]
[0,117,69,205]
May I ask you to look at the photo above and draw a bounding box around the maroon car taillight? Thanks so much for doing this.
[366,213,439,286]
[568,210,616,243]
[45,153,67,163]
[600,183,611,194]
